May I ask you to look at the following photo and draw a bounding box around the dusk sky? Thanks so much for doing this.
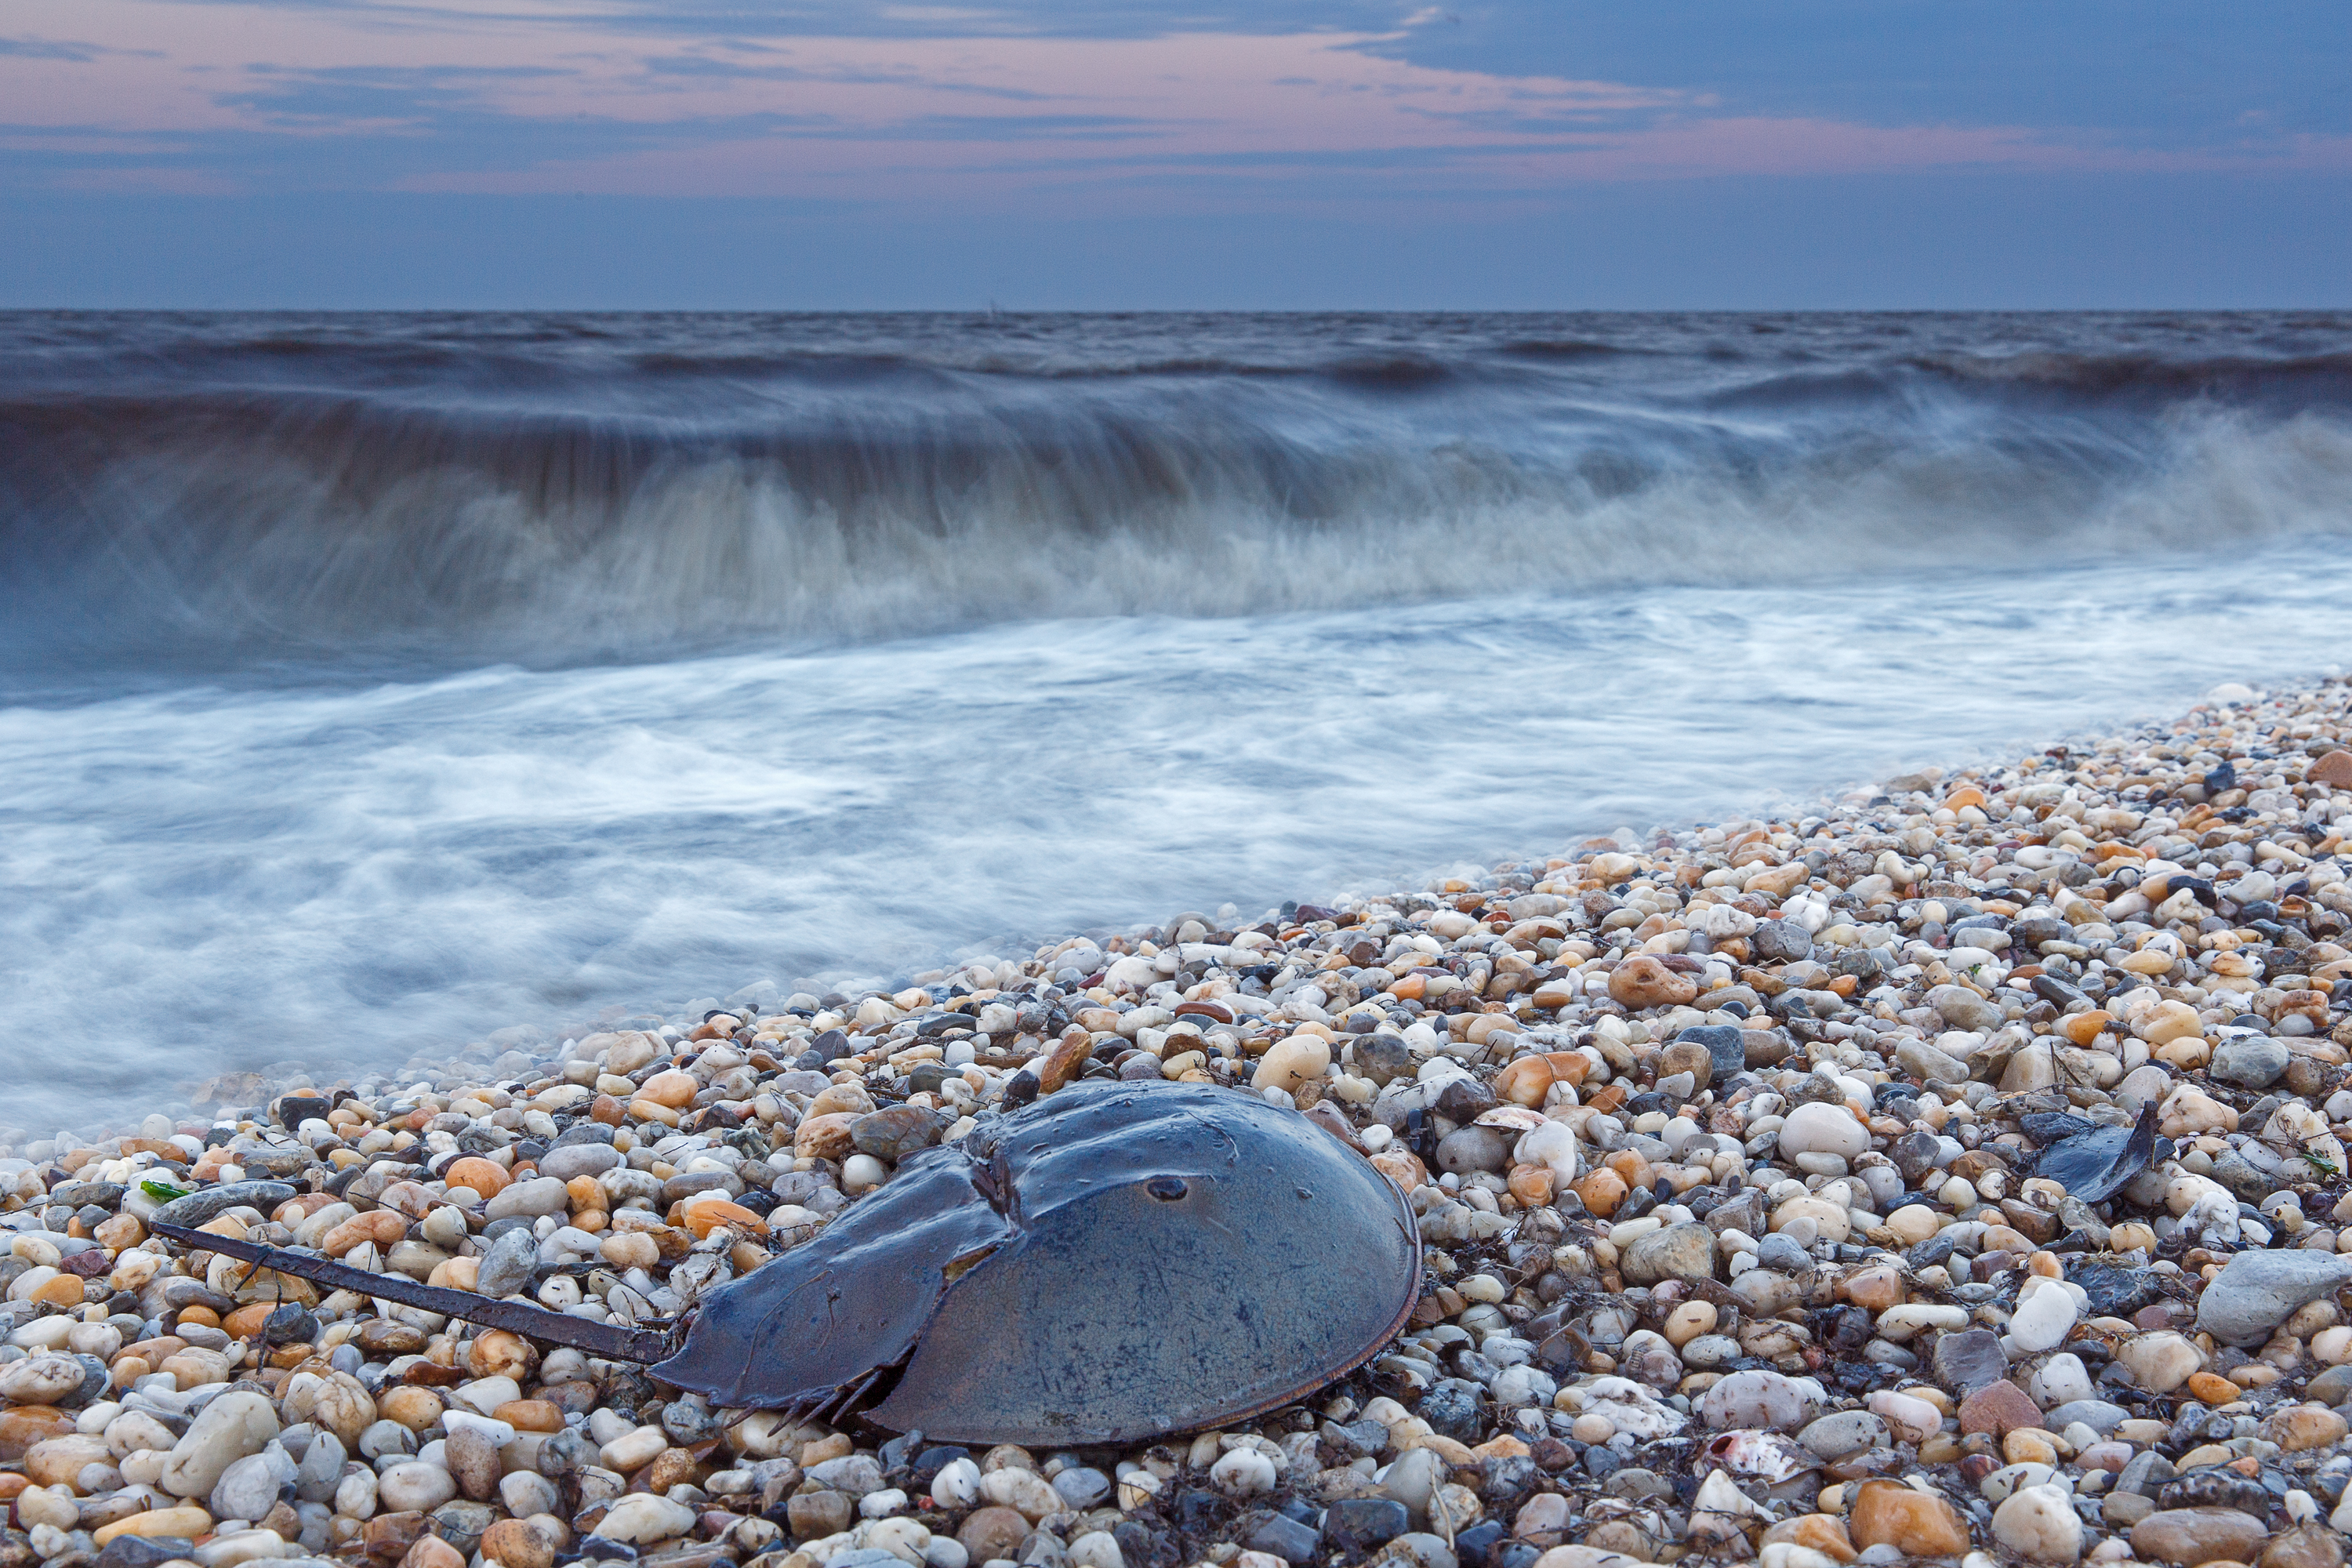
[3,1,2347,307]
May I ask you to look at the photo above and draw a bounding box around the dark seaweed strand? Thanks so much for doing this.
[147,1219,673,1363]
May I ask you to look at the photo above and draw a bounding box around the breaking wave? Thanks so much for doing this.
[2,310,2350,663]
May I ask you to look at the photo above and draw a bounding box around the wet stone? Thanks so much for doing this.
[1238,1512,1319,1565]
[2159,1468,2274,1519]
[1934,1327,2009,1393]
[1675,1025,1748,1082]
[1324,1499,1411,1553]
[2132,1507,2267,1567]
[2067,1259,2160,1318]
[1418,1381,1484,1443]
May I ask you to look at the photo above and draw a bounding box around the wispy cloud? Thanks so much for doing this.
[2,32,162,60]
[2,0,2347,208]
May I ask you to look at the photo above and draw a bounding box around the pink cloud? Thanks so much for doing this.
[4,0,2346,201]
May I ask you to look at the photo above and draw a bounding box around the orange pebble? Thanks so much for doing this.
[2186,1372,2238,1405]
[564,1175,603,1211]
[32,1273,85,1308]
[1493,1056,1555,1108]
[175,1305,220,1330]
[493,1399,564,1432]
[683,1200,768,1240]
[2059,1011,2113,1047]
[1506,1164,1555,1207]
[638,1069,699,1109]
[223,1304,275,1340]
[1603,1149,1653,1189]
[444,1157,510,1199]
[1573,1167,1628,1218]
[1544,1051,1592,1087]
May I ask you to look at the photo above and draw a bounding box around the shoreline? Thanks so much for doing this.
[7,673,2352,1566]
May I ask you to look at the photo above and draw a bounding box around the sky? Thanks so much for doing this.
[2,1,2347,308]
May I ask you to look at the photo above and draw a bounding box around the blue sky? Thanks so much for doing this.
[2,1,2346,307]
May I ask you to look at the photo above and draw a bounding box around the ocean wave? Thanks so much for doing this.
[4,311,2351,662]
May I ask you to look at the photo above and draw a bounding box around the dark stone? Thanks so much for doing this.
[46,1181,125,1210]
[1751,922,1812,964]
[1890,1131,1941,1184]
[534,1427,595,1479]
[149,1181,297,1229]
[877,1431,924,1476]
[660,1397,724,1446]
[274,1094,332,1129]
[1323,1420,1391,1460]
[2117,1450,2176,1497]
[2165,1407,2237,1454]
[1581,1445,1622,1481]
[1238,1512,1319,1565]
[1436,1078,1497,1122]
[2309,1366,2352,1407]
[2158,1467,2272,1519]
[2067,1260,2159,1318]
[1418,1380,1484,1443]
[1018,1530,1069,1568]
[430,1500,496,1556]
[1112,1523,1176,1568]
[1323,1500,1410,1555]
[1453,1523,1507,1568]
[95,1538,195,1568]
[2031,975,2089,1010]
[1907,1230,1963,1272]
[1675,1025,1748,1083]
[1356,1035,1414,1087]
[1478,1455,1538,1504]
[1933,1328,2008,1393]
[1173,1490,1223,1537]
[262,1303,319,1345]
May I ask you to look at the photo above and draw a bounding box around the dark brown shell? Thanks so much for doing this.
[653,1079,1421,1443]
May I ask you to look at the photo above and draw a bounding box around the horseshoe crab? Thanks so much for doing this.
[158,1080,1421,1446]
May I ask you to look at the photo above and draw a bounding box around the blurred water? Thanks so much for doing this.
[5,310,2352,1129]
[4,544,2349,1130]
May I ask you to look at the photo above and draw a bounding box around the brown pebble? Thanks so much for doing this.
[2310,750,2352,788]
[481,1519,558,1568]
[1608,954,1697,1008]
[365,1512,430,1566]
[1847,1479,1970,1557]
[1958,1379,2042,1438]
[956,1506,1032,1561]
[398,1533,466,1568]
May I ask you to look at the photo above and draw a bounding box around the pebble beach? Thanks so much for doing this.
[13,671,2352,1568]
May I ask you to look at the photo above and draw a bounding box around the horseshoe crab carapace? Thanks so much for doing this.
[658,1079,1425,1443]
[158,1079,1424,1446]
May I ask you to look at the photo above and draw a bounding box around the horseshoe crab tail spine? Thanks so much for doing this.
[148,1220,675,1363]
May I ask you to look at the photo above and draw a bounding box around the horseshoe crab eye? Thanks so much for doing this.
[1145,1177,1189,1202]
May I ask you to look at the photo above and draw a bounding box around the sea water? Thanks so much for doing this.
[3,310,2350,1127]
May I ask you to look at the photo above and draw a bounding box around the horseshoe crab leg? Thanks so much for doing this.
[148,1219,673,1363]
